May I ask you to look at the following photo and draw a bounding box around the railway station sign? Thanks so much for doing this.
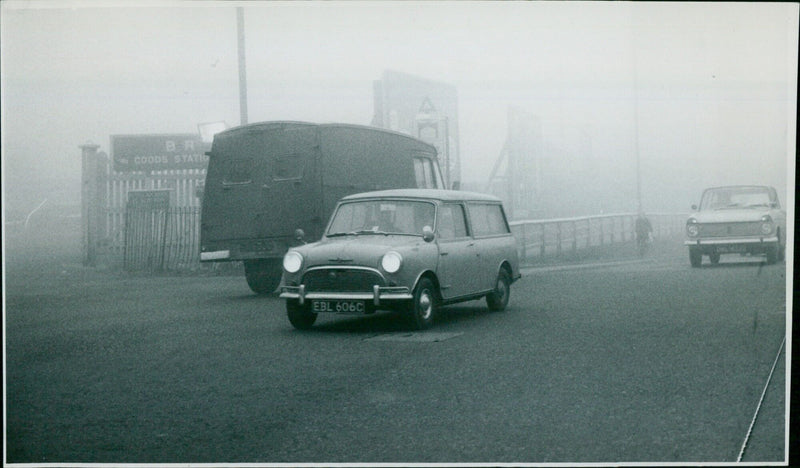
[111,134,209,172]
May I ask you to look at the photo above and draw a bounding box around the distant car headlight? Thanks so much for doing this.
[283,251,303,273]
[381,251,403,273]
[760,215,774,235]
[686,219,699,237]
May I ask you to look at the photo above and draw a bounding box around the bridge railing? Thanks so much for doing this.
[509,212,687,263]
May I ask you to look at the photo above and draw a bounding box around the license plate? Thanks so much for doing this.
[312,300,366,314]
[716,245,745,253]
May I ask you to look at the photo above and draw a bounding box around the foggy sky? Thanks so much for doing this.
[1,1,797,217]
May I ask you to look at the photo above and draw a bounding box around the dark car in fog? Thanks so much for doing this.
[279,189,521,330]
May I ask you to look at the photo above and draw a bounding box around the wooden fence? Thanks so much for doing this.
[123,206,201,271]
[106,170,204,254]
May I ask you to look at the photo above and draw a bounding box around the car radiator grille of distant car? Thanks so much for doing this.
[700,222,761,237]
[302,268,386,292]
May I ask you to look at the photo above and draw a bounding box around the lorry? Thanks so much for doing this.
[199,121,447,294]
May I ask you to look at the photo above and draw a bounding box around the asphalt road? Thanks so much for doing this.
[4,240,788,464]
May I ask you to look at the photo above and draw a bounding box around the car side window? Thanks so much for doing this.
[437,204,468,240]
[468,203,510,237]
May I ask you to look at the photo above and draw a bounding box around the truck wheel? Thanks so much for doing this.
[244,259,282,294]
[486,269,511,312]
[689,247,702,268]
[408,277,437,330]
[287,300,317,330]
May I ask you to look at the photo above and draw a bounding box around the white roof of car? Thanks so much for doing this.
[341,189,502,203]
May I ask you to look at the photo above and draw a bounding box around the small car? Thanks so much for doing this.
[279,189,521,330]
[685,185,786,267]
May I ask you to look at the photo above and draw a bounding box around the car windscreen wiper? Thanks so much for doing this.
[350,229,389,236]
[327,230,388,237]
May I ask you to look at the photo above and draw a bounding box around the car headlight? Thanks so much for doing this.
[283,251,303,273]
[686,219,699,237]
[760,215,774,235]
[381,251,403,273]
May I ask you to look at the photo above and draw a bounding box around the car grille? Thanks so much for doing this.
[302,268,385,293]
[699,222,761,237]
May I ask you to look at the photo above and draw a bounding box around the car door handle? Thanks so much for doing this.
[440,252,449,256]
[468,242,475,247]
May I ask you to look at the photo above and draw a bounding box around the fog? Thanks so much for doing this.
[1,1,797,224]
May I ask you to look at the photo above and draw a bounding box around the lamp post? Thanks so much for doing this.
[631,6,642,212]
[237,7,248,126]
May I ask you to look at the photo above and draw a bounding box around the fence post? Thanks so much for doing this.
[159,208,169,271]
[556,222,562,256]
[622,217,627,242]
[572,220,577,253]
[610,217,615,244]
[521,223,527,262]
[600,218,605,245]
[587,219,591,248]
[540,224,546,258]
[80,143,103,266]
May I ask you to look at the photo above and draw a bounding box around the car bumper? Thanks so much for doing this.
[684,236,779,246]
[279,285,413,306]
[200,250,231,261]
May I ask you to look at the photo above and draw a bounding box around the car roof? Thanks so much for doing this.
[340,189,502,203]
[216,120,437,150]
[703,185,774,191]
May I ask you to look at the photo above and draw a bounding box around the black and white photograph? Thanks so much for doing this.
[2,1,796,465]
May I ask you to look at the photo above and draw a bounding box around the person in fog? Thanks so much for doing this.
[635,211,653,255]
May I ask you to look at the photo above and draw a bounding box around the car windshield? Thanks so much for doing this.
[699,187,774,210]
[327,200,435,236]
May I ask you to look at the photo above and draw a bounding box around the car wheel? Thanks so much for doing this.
[286,300,317,330]
[244,259,283,294]
[408,277,437,330]
[766,245,778,265]
[709,251,720,265]
[689,247,702,268]
[486,269,511,312]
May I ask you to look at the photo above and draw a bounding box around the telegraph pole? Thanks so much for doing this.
[631,6,642,212]
[237,7,248,125]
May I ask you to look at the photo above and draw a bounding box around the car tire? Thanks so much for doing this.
[709,251,720,265]
[244,259,283,295]
[408,277,437,330]
[286,300,317,330]
[486,269,511,312]
[689,247,702,268]
[766,245,778,265]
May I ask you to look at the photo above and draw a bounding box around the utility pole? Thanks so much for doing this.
[631,6,642,212]
[237,7,248,126]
